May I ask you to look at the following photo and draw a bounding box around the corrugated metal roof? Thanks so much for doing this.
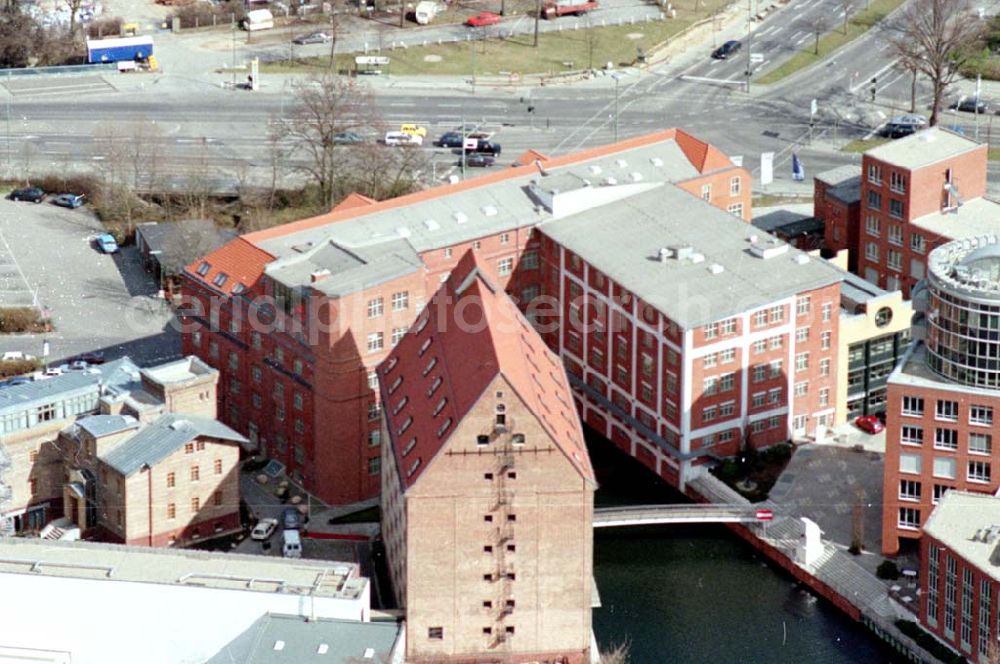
[100,412,249,476]
[0,357,140,415]
[77,414,139,438]
[205,614,400,664]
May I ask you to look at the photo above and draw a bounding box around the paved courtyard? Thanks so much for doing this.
[0,198,180,366]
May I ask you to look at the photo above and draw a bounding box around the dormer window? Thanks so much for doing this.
[422,357,437,376]
[418,337,433,357]
[427,376,443,397]
[197,262,210,276]
[433,398,447,417]
[212,273,228,288]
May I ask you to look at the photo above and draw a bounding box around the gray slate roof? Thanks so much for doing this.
[100,412,249,476]
[0,357,140,415]
[77,414,140,438]
[539,184,844,328]
[206,614,400,664]
[137,220,237,275]
[815,165,861,205]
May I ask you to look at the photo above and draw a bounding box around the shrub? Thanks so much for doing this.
[86,17,123,39]
[761,442,793,464]
[0,358,39,378]
[877,560,901,580]
[895,620,966,664]
[715,459,740,483]
[848,544,861,556]
[0,307,47,333]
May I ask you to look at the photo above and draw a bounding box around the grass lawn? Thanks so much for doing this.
[841,136,890,153]
[990,147,1000,162]
[755,0,906,85]
[753,193,814,207]
[263,0,730,76]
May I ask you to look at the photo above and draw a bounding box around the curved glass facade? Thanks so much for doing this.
[926,237,1000,388]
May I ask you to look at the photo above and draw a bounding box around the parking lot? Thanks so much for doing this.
[0,197,180,366]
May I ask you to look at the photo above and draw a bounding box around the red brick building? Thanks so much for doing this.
[882,235,1000,555]
[920,491,1000,661]
[534,183,844,486]
[815,165,861,272]
[379,253,595,663]
[180,129,752,506]
[853,128,992,298]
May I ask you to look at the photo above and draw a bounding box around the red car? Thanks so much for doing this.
[466,11,501,27]
[855,415,884,434]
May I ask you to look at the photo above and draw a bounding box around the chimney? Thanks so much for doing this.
[310,269,331,283]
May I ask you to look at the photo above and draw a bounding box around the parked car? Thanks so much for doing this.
[463,139,502,155]
[712,39,741,60]
[1,351,35,362]
[95,233,119,254]
[466,11,501,26]
[282,507,302,530]
[333,131,365,145]
[435,131,464,148]
[384,131,423,146]
[8,186,45,203]
[879,114,927,139]
[400,123,428,138]
[292,31,332,44]
[465,153,496,167]
[951,96,989,114]
[66,351,105,365]
[855,415,885,434]
[1,376,32,387]
[50,193,85,209]
[251,517,279,540]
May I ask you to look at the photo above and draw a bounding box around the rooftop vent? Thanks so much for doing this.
[630,172,644,182]
[423,219,440,231]
[793,254,810,265]
[708,263,725,275]
[448,174,460,184]
[749,238,789,260]
[658,247,672,263]
[481,205,498,217]
[317,644,329,655]
[310,268,331,283]
[689,252,705,264]
[453,211,468,224]
[615,159,627,168]
[363,648,375,659]
[589,165,603,175]
[273,641,285,652]
[291,242,314,253]
[673,245,695,260]
[747,234,759,243]
[169,419,190,431]
[650,157,664,167]
[603,176,618,186]
[533,159,550,177]
[396,227,412,238]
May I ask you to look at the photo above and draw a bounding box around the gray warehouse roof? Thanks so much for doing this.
[100,412,249,476]
[0,357,140,415]
[539,184,844,328]
[206,614,400,664]
[77,414,140,438]
[865,127,981,170]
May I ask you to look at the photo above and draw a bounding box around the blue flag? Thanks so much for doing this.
[792,153,805,182]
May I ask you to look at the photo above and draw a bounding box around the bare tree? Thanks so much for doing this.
[807,15,830,55]
[885,0,985,126]
[348,142,428,201]
[585,17,600,71]
[840,0,852,34]
[277,73,379,209]
[64,0,83,36]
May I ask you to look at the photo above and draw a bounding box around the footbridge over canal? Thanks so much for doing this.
[593,504,773,528]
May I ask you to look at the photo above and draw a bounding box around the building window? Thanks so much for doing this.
[970,405,993,426]
[797,296,811,316]
[969,461,992,483]
[228,352,238,370]
[167,503,176,519]
[933,456,956,479]
[890,171,906,194]
[927,544,940,624]
[911,233,926,254]
[769,336,782,350]
[887,250,903,272]
[703,406,717,422]
[901,426,923,446]
[214,459,223,475]
[294,393,304,410]
[753,310,766,327]
[969,433,992,455]
[796,327,808,343]
[719,373,735,392]
[795,352,809,372]
[730,176,741,195]
[898,507,919,530]
[753,339,766,354]
[867,190,881,210]
[428,627,443,640]
[769,360,782,378]
[190,465,200,481]
[703,353,717,369]
[944,555,957,635]
[521,251,539,270]
[865,215,880,237]
[368,457,381,475]
[213,491,223,506]
[865,242,879,261]
[192,497,201,512]
[703,377,718,396]
[820,331,831,350]
[819,358,831,376]
[392,327,406,347]
[367,297,384,318]
[933,484,950,504]
[819,387,829,407]
[889,199,904,220]
[902,396,924,417]
[498,257,514,276]
[821,303,832,322]
[936,400,958,422]
[727,203,743,217]
[701,184,711,200]
[752,392,765,408]
[391,291,409,311]
[368,430,381,447]
[368,402,382,421]
[794,381,808,397]
[934,428,958,450]
[473,241,481,250]
[367,333,384,353]
[720,319,736,335]
[721,348,735,363]
[867,163,881,185]
[166,471,176,487]
[899,480,921,501]
[720,400,736,417]
[767,388,781,404]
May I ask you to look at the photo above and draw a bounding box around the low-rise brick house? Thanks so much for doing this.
[379,253,596,664]
[815,165,861,272]
[0,356,251,547]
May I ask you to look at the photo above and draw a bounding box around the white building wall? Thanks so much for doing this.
[0,572,370,664]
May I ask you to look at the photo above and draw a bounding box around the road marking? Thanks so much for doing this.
[795,35,809,45]
[790,31,805,41]
[757,26,777,37]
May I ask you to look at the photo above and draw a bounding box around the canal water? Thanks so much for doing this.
[588,434,904,664]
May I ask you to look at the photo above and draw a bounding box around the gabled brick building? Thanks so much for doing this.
[379,253,595,663]
[179,129,751,506]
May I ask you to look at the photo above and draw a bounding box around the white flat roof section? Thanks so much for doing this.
[865,127,983,170]
[924,491,1000,583]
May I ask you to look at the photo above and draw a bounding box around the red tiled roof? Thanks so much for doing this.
[514,148,552,166]
[332,192,378,211]
[379,251,594,490]
[675,127,733,173]
[183,237,275,295]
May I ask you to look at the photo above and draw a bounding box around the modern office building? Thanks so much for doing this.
[883,235,1000,555]
[920,491,1000,663]
[0,356,250,546]
[379,254,596,663]
[180,129,752,506]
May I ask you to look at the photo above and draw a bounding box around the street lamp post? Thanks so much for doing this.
[612,73,621,142]
[231,22,237,88]
[744,0,753,94]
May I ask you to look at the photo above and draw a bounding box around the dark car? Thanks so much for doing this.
[51,193,85,209]
[282,506,302,530]
[951,96,989,114]
[435,131,464,148]
[66,351,106,365]
[712,39,741,60]
[293,31,332,45]
[333,131,365,145]
[8,186,45,203]
[465,153,496,167]
[879,114,927,139]
[463,139,502,155]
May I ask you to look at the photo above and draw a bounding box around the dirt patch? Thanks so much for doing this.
[423,54,443,62]
[626,32,644,40]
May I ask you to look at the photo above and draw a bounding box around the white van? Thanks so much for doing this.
[282,529,302,558]
[384,131,422,147]
[243,9,274,31]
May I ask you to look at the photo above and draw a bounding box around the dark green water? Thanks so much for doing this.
[588,434,903,664]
